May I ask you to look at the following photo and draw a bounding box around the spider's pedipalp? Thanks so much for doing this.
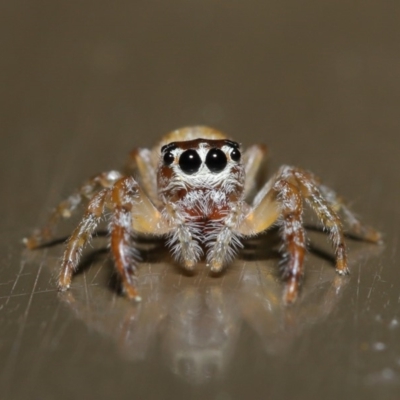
[206,207,245,272]
[164,205,203,269]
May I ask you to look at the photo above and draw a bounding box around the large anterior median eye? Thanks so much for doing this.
[179,149,202,174]
[205,148,227,173]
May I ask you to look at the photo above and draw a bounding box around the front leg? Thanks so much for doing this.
[110,177,169,300]
[60,176,168,297]
[236,177,307,303]
[110,178,141,300]
[235,165,357,303]
[273,180,306,303]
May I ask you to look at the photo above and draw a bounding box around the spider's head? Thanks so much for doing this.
[157,138,245,202]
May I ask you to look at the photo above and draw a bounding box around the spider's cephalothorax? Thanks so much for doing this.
[158,138,245,212]
[24,126,382,303]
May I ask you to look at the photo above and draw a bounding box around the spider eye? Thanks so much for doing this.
[179,150,202,174]
[205,148,227,173]
[230,148,241,162]
[163,151,175,166]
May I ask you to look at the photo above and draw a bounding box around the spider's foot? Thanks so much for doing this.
[336,267,350,276]
[123,283,142,302]
[23,227,54,249]
[335,255,350,276]
[283,279,300,305]
[58,261,73,290]
[352,222,383,244]
[363,227,383,244]
[57,284,70,292]
[58,273,71,292]
[22,235,40,250]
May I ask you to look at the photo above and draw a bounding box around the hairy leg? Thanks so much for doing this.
[110,176,171,299]
[236,165,360,302]
[237,171,307,303]
[110,177,141,300]
[274,179,306,303]
[24,171,122,249]
[270,166,348,275]
[59,189,109,290]
[318,184,382,243]
[59,174,166,296]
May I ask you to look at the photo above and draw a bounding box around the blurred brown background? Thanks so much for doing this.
[1,2,400,400]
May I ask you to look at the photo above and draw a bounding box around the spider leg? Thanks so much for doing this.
[318,184,382,243]
[59,174,167,297]
[110,176,170,300]
[59,189,109,290]
[237,172,306,303]
[24,170,122,249]
[236,165,356,303]
[274,179,306,303]
[258,167,349,276]
[110,177,141,300]
[288,167,349,275]
[111,177,170,301]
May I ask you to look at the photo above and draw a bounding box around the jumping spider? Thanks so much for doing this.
[24,126,381,303]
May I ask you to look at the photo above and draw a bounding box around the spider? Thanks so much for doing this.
[24,126,381,303]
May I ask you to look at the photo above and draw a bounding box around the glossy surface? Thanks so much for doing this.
[179,149,203,174]
[205,148,228,172]
[1,2,399,399]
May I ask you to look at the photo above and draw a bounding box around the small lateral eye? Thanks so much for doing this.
[230,148,241,162]
[205,148,227,173]
[163,152,175,166]
[179,149,202,174]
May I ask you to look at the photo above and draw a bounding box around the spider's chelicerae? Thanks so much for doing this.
[25,126,381,303]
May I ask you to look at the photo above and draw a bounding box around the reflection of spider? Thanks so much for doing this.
[24,126,381,303]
